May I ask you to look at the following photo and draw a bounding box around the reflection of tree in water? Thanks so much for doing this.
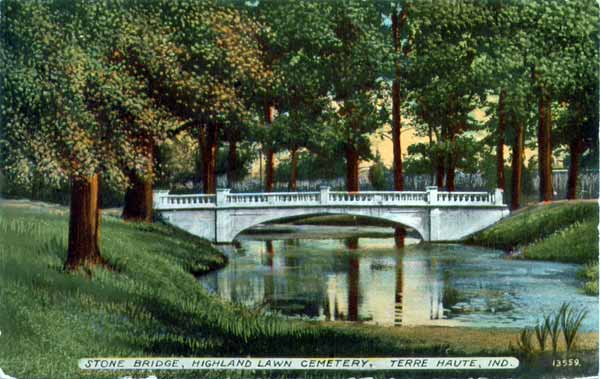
[348,256,360,321]
[344,237,359,250]
[394,251,404,326]
[394,226,406,248]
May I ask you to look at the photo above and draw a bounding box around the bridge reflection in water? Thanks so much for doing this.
[201,237,446,327]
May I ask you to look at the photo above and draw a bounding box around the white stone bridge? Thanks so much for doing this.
[153,186,509,244]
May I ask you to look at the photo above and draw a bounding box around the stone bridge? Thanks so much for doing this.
[153,187,509,243]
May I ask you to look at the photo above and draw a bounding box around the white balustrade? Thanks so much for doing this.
[154,192,215,210]
[153,187,505,210]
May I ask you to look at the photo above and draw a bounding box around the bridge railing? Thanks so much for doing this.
[225,192,321,205]
[154,187,505,210]
[328,191,429,204]
[154,191,216,209]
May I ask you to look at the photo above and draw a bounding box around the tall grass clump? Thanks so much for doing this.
[514,302,588,357]
[578,262,599,296]
[560,303,588,352]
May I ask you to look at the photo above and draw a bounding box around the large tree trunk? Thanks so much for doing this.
[511,117,524,210]
[66,174,103,270]
[122,144,154,223]
[391,11,405,192]
[538,92,553,201]
[289,147,298,191]
[496,89,507,190]
[227,136,238,188]
[202,123,218,194]
[567,134,583,200]
[264,104,275,192]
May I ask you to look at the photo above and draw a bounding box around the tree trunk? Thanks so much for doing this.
[264,103,275,192]
[446,163,455,191]
[66,174,103,270]
[446,128,457,192]
[391,11,405,192]
[265,150,274,192]
[538,92,553,201]
[122,144,154,223]
[289,147,298,191]
[497,88,506,190]
[345,144,360,192]
[567,134,583,200]
[202,123,218,194]
[227,136,238,188]
[436,158,445,190]
[511,117,524,210]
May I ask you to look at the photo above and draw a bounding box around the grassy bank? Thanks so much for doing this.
[0,201,597,379]
[468,201,599,294]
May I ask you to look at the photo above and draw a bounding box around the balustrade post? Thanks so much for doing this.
[216,188,230,206]
[320,186,330,205]
[153,189,169,209]
[426,186,438,205]
[494,188,504,205]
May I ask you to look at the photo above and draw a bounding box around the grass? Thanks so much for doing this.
[468,201,599,295]
[2,201,557,379]
[523,219,598,263]
[468,201,598,253]
[1,200,598,379]
[578,262,599,296]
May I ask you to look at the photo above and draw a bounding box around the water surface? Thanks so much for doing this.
[199,226,598,331]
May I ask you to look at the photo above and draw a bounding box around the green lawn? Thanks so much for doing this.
[468,201,599,295]
[0,201,597,379]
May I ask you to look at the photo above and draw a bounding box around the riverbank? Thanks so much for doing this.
[0,200,597,379]
[467,201,599,295]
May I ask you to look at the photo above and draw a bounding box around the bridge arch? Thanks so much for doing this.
[219,207,430,243]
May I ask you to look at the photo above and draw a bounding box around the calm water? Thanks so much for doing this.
[199,226,599,331]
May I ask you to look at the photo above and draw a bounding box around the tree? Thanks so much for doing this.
[247,0,337,191]
[406,0,488,191]
[1,1,177,269]
[148,1,271,194]
[325,0,390,191]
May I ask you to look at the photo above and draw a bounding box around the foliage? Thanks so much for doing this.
[368,158,387,190]
[0,1,178,189]
[274,150,347,182]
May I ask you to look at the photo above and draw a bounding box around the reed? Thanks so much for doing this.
[560,303,588,352]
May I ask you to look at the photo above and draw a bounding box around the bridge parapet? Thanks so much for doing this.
[154,187,505,210]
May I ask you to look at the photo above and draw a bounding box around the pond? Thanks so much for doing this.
[199,225,599,331]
